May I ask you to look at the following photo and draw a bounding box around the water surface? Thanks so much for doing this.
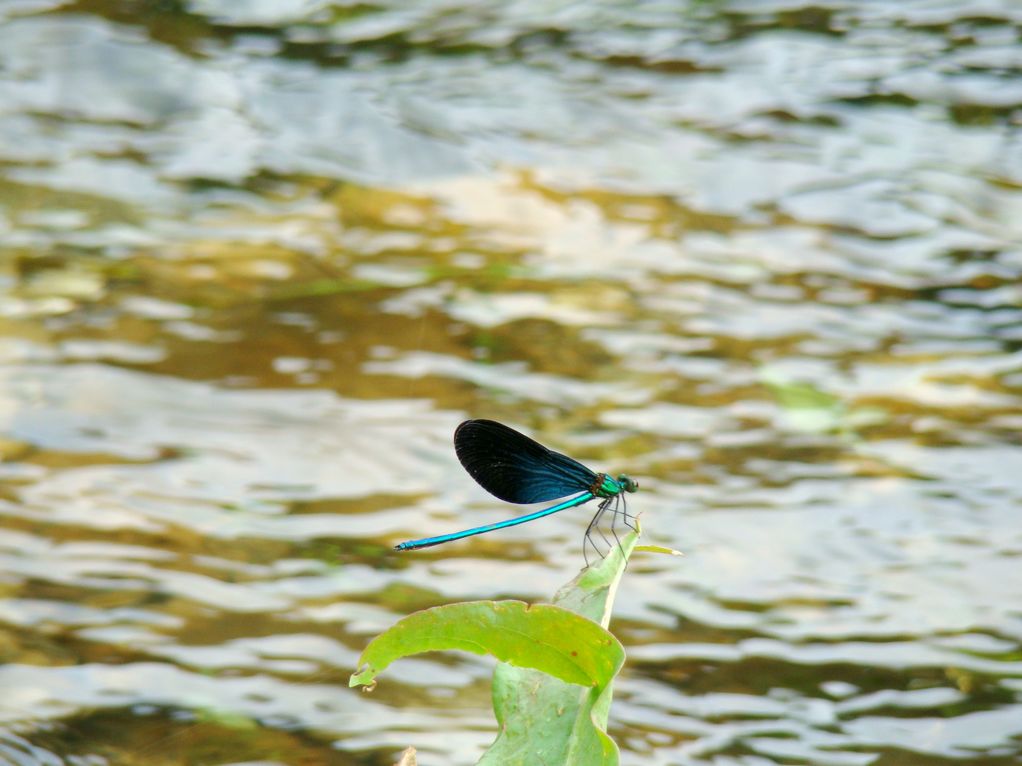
[1,1,1021,764]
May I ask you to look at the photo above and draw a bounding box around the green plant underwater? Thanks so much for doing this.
[351,525,671,765]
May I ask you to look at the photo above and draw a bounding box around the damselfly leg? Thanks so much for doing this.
[621,495,637,531]
[583,496,615,567]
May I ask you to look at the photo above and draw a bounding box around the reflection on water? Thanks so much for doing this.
[1,0,1021,764]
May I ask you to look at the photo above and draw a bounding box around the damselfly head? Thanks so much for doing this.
[618,474,639,493]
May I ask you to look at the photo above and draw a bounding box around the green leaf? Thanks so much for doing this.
[348,601,623,690]
[480,526,640,766]
[349,524,643,765]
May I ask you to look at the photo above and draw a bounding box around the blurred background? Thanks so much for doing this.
[1,1,1021,764]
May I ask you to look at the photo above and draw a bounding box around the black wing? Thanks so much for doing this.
[454,419,598,504]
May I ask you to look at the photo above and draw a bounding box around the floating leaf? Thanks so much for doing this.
[760,368,887,436]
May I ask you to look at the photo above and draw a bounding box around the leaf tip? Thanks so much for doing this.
[635,544,685,557]
[349,664,379,689]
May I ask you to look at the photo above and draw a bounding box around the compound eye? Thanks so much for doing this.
[619,475,639,492]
